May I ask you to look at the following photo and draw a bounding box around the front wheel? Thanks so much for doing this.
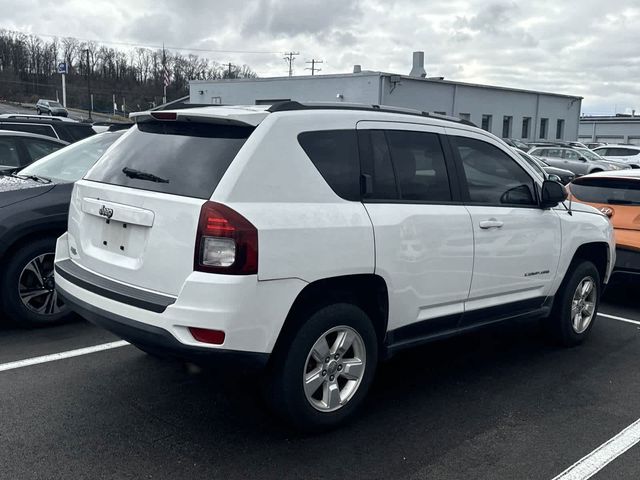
[36,108,41,115]
[264,303,378,431]
[0,238,72,327]
[546,260,601,346]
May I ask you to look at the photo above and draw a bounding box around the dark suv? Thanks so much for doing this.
[0,117,94,143]
[36,99,68,117]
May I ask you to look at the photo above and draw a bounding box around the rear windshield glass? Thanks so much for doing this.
[86,122,253,199]
[571,177,640,205]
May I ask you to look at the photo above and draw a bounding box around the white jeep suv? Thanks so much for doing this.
[55,102,615,430]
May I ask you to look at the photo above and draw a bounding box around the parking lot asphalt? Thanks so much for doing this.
[0,285,639,480]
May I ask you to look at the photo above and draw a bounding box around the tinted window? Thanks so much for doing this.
[0,123,57,138]
[22,132,123,183]
[57,124,95,142]
[452,136,536,206]
[0,137,21,167]
[571,177,640,205]
[298,130,360,201]
[606,148,639,157]
[594,148,608,155]
[23,138,64,161]
[361,130,398,200]
[86,122,253,199]
[385,130,452,202]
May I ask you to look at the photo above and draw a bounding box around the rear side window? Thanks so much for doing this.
[86,122,253,199]
[571,178,640,205]
[298,130,360,201]
[57,125,95,142]
[0,123,57,138]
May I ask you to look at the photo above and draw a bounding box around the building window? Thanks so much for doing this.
[459,113,471,121]
[481,114,493,132]
[556,119,565,140]
[540,118,548,139]
[502,116,513,138]
[522,117,531,139]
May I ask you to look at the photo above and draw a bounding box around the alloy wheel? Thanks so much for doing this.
[303,325,366,412]
[571,276,596,334]
[18,253,64,316]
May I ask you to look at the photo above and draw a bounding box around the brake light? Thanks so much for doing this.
[150,111,177,120]
[194,201,258,275]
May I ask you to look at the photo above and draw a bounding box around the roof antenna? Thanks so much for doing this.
[565,185,573,216]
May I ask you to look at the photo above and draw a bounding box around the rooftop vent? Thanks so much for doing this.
[409,51,427,78]
[353,65,362,73]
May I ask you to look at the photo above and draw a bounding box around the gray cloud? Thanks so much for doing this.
[0,0,638,113]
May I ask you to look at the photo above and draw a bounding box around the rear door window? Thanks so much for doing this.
[571,177,640,205]
[298,130,360,201]
[86,122,253,199]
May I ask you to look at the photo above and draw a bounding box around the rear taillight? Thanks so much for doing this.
[194,201,258,275]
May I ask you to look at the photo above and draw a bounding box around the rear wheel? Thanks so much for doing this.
[546,260,600,346]
[0,237,72,327]
[264,303,378,431]
[590,169,603,173]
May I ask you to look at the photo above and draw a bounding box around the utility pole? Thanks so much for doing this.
[84,48,92,120]
[227,62,233,78]
[305,59,323,76]
[283,52,299,77]
[162,44,168,105]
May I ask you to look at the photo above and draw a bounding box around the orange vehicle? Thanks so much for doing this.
[568,170,640,277]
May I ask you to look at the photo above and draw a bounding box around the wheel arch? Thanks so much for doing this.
[570,241,609,285]
[272,274,389,358]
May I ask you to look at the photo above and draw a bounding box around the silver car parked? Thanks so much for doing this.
[528,146,628,175]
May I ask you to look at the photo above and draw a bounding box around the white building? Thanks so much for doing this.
[190,52,582,141]
[579,115,640,145]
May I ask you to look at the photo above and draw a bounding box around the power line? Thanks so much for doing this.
[305,59,323,76]
[283,52,299,77]
[1,29,283,55]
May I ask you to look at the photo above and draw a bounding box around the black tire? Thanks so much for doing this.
[590,169,603,173]
[546,260,601,347]
[0,237,72,327]
[264,303,378,432]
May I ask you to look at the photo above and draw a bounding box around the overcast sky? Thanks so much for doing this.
[1,0,638,114]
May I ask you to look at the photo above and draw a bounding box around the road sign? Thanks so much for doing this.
[57,62,68,74]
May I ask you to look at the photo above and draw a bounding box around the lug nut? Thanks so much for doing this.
[337,365,342,371]
[334,354,339,360]
[325,357,330,363]
[329,375,335,381]
[322,370,327,376]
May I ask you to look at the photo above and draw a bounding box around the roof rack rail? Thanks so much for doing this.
[266,101,477,127]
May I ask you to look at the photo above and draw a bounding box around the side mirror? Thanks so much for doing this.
[540,180,568,208]
[548,173,562,183]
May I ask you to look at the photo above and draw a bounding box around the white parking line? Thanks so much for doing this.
[599,312,640,326]
[552,418,640,480]
[0,340,130,372]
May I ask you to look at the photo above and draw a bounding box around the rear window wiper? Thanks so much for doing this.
[9,172,52,184]
[122,167,169,184]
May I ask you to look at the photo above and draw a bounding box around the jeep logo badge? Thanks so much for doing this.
[99,205,114,219]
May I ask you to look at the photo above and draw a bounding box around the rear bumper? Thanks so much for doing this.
[58,288,269,369]
[54,232,306,357]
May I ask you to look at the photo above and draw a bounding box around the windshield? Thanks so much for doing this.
[20,131,123,182]
[577,148,604,161]
[517,151,545,176]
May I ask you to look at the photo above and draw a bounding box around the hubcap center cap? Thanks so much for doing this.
[327,360,338,375]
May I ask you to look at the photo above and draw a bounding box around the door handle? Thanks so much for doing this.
[479,219,504,229]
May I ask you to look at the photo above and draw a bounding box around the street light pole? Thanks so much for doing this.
[84,48,92,120]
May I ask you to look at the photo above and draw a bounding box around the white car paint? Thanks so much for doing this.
[55,105,616,357]
[593,145,640,168]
